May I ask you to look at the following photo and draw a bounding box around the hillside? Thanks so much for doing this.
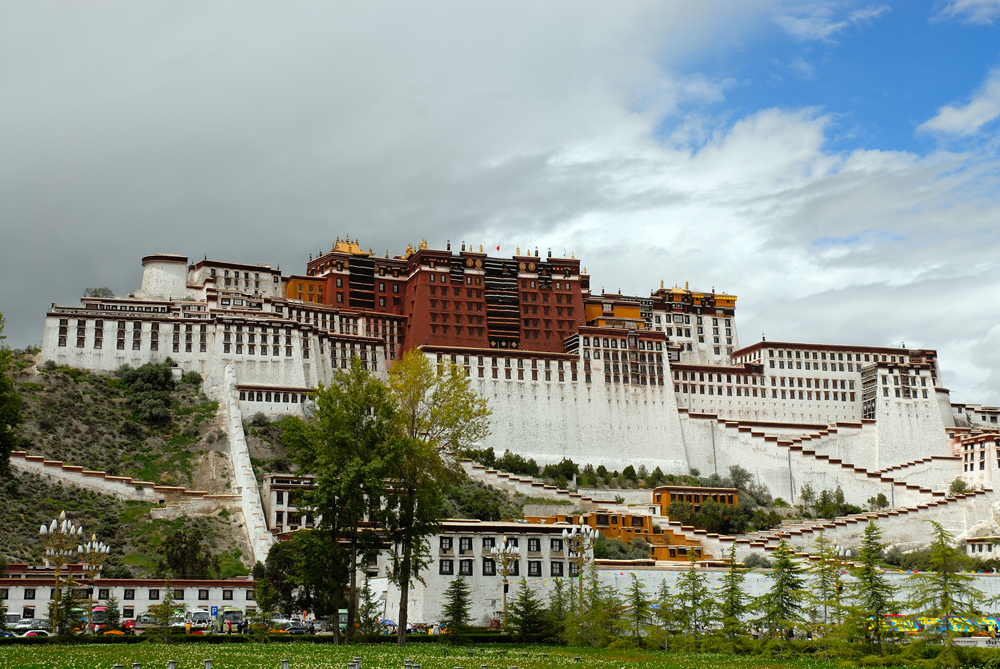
[2,349,247,575]
[11,349,232,491]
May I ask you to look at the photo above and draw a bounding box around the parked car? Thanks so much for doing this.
[0,631,15,638]
[14,619,34,631]
[5,614,20,631]
[285,622,309,635]
[20,630,53,637]
[121,619,136,631]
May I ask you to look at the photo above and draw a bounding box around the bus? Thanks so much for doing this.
[215,607,243,632]
[90,606,110,633]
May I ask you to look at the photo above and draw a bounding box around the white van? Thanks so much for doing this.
[187,609,212,629]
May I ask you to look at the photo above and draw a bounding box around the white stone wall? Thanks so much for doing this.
[9,452,207,504]
[468,353,687,474]
[384,526,589,626]
[222,364,275,565]
[136,259,191,301]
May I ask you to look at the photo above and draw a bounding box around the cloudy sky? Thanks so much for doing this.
[2,1,1000,405]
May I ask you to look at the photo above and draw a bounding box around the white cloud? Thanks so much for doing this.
[2,0,1000,409]
[918,67,1000,136]
[773,3,890,42]
[938,0,1000,24]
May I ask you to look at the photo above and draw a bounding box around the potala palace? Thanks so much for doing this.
[29,241,1000,591]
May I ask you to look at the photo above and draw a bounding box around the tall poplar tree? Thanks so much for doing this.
[384,350,490,646]
[283,357,397,643]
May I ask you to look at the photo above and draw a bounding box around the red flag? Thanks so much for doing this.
[496,245,500,251]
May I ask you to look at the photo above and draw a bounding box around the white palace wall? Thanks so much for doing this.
[470,355,688,474]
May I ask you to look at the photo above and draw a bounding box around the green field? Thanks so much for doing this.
[0,643,873,669]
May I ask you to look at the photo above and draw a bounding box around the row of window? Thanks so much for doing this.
[240,391,308,404]
[13,586,249,601]
[439,537,564,553]
[439,558,569,577]
[583,336,664,351]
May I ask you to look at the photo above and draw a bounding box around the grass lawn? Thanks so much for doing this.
[0,643,879,669]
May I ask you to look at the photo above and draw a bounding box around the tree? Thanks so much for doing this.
[849,520,900,653]
[808,532,845,657]
[0,313,23,478]
[508,578,548,642]
[388,350,491,449]
[798,483,816,517]
[383,435,449,646]
[909,521,983,647]
[949,478,969,495]
[384,350,491,646]
[867,493,890,511]
[104,594,121,631]
[283,356,397,643]
[759,539,807,639]
[547,576,570,638]
[358,572,383,636]
[441,575,472,630]
[718,545,750,639]
[147,580,184,643]
[263,541,302,615]
[625,574,652,645]
[675,551,714,635]
[158,528,219,578]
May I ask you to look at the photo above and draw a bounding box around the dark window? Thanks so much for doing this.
[482,558,496,576]
[198,589,209,601]
[483,537,495,550]
[124,589,135,600]
[440,537,453,551]
[459,559,473,576]
[528,561,542,576]
[149,589,159,600]
[550,539,563,552]
[551,561,564,577]
[459,537,472,554]
[528,538,540,552]
[439,560,454,575]
[24,588,35,600]
[98,588,110,599]
[223,590,233,601]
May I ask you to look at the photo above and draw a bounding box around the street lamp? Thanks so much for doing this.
[39,511,83,634]
[78,535,110,634]
[561,524,597,614]
[492,538,519,631]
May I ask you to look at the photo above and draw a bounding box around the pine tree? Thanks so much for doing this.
[718,545,750,639]
[759,539,807,639]
[564,563,612,647]
[441,575,472,630]
[651,578,678,649]
[849,520,900,654]
[908,521,982,647]
[507,578,546,642]
[676,551,715,635]
[807,531,845,656]
[358,572,383,636]
[147,580,184,643]
[625,574,651,645]
[546,576,569,638]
